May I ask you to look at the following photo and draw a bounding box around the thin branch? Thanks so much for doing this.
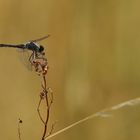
[45,121,57,138]
[41,76,50,140]
[37,98,45,124]
[18,119,22,140]
[31,50,54,140]
[48,88,53,107]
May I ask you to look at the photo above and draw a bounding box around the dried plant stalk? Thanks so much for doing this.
[18,119,22,140]
[31,53,54,140]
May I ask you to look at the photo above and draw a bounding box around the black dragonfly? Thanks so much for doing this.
[0,35,50,67]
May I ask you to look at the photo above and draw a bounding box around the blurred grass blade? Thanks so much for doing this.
[45,97,140,140]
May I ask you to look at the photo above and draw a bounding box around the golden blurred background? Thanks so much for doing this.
[0,0,140,140]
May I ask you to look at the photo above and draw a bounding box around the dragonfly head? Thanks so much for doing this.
[39,45,44,53]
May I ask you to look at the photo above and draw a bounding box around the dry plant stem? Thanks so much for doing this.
[31,53,54,139]
[37,98,45,124]
[41,75,51,140]
[45,122,56,138]
[18,123,21,140]
[18,119,22,140]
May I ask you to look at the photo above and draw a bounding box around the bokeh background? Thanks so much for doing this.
[0,0,140,140]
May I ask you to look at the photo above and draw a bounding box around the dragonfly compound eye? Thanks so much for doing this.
[39,45,44,52]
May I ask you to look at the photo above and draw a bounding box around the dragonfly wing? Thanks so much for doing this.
[30,34,50,43]
[17,48,33,71]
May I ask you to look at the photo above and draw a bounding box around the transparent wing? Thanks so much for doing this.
[30,34,50,43]
[17,48,33,70]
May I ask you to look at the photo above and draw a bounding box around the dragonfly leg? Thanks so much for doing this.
[35,52,47,61]
[29,52,34,64]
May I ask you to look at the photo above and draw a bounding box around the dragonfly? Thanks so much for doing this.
[0,35,50,68]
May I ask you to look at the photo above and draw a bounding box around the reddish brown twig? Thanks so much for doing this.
[37,98,45,125]
[31,53,55,140]
[45,121,57,138]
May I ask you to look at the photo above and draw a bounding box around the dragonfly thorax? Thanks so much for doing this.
[25,42,44,53]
